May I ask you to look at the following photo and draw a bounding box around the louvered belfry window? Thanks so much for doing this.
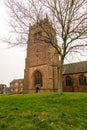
[34,32,42,43]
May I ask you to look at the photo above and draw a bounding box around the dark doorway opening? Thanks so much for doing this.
[36,86,40,93]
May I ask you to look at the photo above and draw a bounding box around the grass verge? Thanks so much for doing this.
[0,92,87,130]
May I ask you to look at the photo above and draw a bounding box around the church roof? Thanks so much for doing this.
[63,61,87,74]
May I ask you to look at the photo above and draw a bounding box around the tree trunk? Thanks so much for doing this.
[58,58,64,95]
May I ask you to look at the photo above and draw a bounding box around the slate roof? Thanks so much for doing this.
[11,79,24,83]
[63,61,87,74]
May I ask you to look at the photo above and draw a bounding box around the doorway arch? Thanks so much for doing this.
[36,86,40,93]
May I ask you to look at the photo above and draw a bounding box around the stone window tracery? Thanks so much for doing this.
[34,71,43,86]
[66,76,72,86]
[79,75,87,86]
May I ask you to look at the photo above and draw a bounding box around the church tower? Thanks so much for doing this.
[23,18,59,93]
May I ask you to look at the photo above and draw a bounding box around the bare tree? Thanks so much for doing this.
[4,0,87,94]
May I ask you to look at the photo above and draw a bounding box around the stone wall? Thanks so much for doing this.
[63,72,87,92]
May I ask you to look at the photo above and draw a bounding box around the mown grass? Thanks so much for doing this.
[0,93,87,130]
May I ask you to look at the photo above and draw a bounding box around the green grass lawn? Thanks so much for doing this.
[0,93,87,130]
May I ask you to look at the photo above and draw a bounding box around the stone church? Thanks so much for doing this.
[9,18,87,94]
[23,18,59,93]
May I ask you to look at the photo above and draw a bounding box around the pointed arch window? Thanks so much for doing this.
[66,76,72,86]
[34,31,42,43]
[34,71,43,86]
[79,75,87,86]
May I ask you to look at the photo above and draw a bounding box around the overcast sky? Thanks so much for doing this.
[0,1,26,86]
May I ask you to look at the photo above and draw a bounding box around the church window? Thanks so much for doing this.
[79,75,87,86]
[34,71,43,86]
[66,76,72,86]
[34,31,42,43]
